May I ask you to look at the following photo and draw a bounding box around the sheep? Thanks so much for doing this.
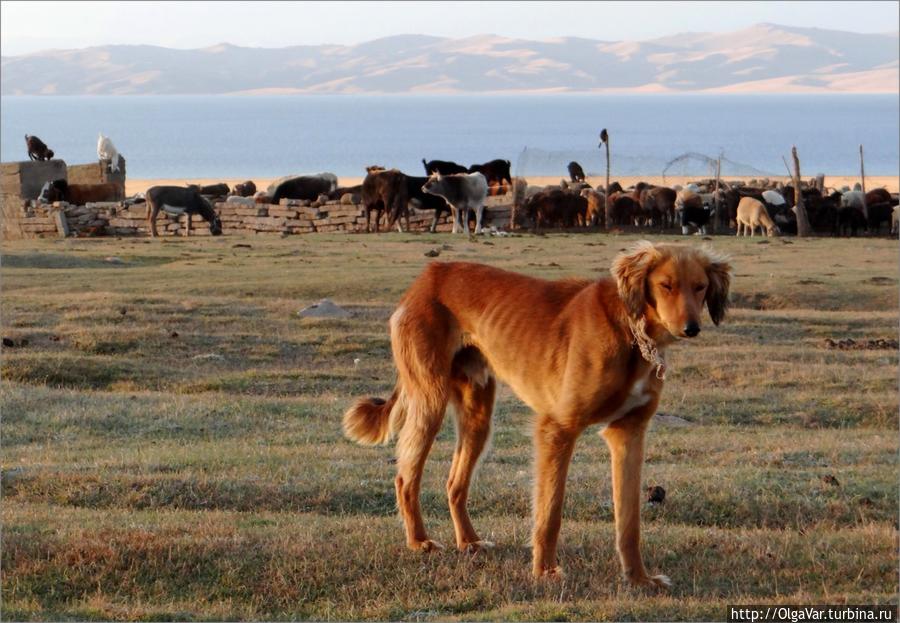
[841,190,866,212]
[580,188,605,228]
[736,197,778,237]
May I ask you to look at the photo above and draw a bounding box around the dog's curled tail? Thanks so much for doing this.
[343,385,405,445]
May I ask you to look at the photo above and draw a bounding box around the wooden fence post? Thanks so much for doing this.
[714,156,722,233]
[859,144,869,221]
[792,146,812,237]
[859,144,866,197]
[600,128,610,230]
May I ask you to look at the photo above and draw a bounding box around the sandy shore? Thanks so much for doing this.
[126,174,899,196]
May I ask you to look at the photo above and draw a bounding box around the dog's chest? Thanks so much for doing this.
[601,368,656,425]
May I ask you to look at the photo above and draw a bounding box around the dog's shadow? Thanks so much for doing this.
[394,539,811,600]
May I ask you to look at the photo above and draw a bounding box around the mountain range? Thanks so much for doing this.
[2,23,897,95]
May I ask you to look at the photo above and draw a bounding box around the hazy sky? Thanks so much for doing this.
[2,1,898,56]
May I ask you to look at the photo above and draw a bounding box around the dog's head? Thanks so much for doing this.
[611,240,731,339]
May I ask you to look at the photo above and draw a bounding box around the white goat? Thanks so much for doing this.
[97,133,122,172]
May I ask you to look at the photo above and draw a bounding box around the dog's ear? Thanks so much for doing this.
[611,240,661,319]
[700,247,731,325]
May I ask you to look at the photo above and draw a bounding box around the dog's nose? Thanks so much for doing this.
[683,322,700,338]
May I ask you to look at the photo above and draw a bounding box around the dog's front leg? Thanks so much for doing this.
[531,417,578,578]
[602,412,671,590]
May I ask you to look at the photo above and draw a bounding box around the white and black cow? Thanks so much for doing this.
[268,173,338,202]
[422,172,489,234]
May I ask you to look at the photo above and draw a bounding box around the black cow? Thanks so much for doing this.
[146,186,222,238]
[402,175,452,233]
[189,182,230,197]
[867,202,895,235]
[328,184,363,201]
[270,174,338,202]
[467,159,512,187]
[422,158,468,176]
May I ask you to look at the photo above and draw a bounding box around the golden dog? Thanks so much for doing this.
[343,241,731,587]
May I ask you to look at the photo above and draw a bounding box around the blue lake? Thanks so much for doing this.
[1,94,897,179]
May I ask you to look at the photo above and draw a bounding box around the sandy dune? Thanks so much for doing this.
[127,175,899,196]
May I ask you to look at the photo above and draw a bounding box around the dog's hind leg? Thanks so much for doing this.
[391,303,453,551]
[446,348,496,551]
[531,417,579,578]
[394,394,446,551]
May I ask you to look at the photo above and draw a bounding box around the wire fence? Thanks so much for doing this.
[514,147,778,182]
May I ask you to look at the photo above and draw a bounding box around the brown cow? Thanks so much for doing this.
[231,181,257,197]
[524,189,587,231]
[39,180,123,205]
[362,168,408,233]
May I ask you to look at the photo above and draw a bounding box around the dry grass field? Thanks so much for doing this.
[1,231,897,621]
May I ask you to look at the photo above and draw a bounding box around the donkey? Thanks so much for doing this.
[146,186,222,237]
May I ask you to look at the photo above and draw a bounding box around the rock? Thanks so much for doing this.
[104,256,124,264]
[2,467,26,484]
[424,248,441,257]
[298,298,351,318]
[646,485,666,504]
[653,413,694,427]
[192,353,225,362]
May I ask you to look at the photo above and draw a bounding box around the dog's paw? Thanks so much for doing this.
[410,539,444,552]
[462,540,495,554]
[627,573,672,590]
[534,565,564,580]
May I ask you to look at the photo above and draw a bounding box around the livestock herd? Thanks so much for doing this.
[22,133,900,238]
[519,166,900,238]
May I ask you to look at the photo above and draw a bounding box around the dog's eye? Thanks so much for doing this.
[695,284,707,292]
[661,283,673,292]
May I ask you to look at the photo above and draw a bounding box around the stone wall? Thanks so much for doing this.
[67,158,126,194]
[1,158,514,239]
[1,160,69,239]
[102,195,514,237]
